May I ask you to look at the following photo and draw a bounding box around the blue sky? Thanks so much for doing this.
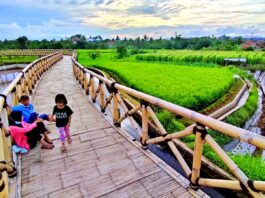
[0,0,264,40]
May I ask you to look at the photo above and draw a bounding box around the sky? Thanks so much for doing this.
[0,0,265,40]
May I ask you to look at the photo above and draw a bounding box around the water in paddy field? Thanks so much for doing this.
[0,65,23,102]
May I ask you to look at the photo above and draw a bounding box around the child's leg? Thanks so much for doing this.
[64,126,72,144]
[64,126,70,138]
[58,127,67,152]
[58,127,66,143]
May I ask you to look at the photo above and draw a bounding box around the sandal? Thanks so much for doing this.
[41,144,54,149]
[61,145,67,153]
[67,137,72,144]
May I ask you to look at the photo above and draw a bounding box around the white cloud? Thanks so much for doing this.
[0,0,264,39]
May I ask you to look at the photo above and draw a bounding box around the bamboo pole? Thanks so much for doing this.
[116,104,141,124]
[99,82,105,112]
[116,94,139,131]
[0,128,9,197]
[83,73,89,95]
[16,82,22,100]
[113,92,120,126]
[89,77,96,103]
[27,71,33,94]
[254,181,265,192]
[205,134,264,197]
[190,124,205,189]
[146,106,192,175]
[146,128,193,145]
[167,141,192,176]
[146,106,167,135]
[141,104,149,148]
[11,89,18,106]
[102,94,113,112]
[80,69,85,88]
[199,178,241,190]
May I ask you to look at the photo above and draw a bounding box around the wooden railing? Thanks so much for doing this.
[0,51,63,197]
[0,49,73,56]
[72,51,265,198]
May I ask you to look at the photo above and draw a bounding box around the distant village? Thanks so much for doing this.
[71,35,265,50]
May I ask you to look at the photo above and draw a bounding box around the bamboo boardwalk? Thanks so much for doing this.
[20,56,201,198]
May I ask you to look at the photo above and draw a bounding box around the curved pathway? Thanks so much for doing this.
[20,56,202,198]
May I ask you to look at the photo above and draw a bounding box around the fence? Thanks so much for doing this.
[0,51,63,198]
[72,51,265,197]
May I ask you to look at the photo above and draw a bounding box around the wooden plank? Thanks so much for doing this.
[48,184,83,198]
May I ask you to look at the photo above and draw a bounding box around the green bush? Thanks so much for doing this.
[88,51,100,60]
[116,46,128,59]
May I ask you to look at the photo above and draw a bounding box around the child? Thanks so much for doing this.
[53,94,73,152]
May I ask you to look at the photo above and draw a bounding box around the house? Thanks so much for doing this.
[241,40,257,49]
[71,37,82,44]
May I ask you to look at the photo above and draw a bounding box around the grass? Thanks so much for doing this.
[0,55,37,65]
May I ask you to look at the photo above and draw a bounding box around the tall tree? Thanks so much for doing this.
[16,36,28,49]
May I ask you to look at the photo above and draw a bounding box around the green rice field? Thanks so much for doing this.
[0,55,37,65]
[78,49,236,111]
[136,50,265,65]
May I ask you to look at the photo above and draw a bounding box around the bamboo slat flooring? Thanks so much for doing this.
[20,56,205,198]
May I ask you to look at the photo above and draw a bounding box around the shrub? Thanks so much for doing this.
[116,46,128,58]
[88,51,100,60]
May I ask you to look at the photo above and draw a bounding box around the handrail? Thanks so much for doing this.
[0,49,73,56]
[0,51,63,197]
[72,50,265,197]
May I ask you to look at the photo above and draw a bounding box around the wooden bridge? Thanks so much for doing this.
[0,51,265,197]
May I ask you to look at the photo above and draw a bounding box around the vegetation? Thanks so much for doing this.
[0,34,249,51]
[78,49,235,111]
[116,46,128,58]
[88,51,100,60]
[0,55,37,66]
[136,50,265,65]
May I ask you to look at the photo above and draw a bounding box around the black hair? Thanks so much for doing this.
[20,95,29,102]
[55,94,67,105]
[9,111,23,127]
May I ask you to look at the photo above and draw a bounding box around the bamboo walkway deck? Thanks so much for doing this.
[20,56,198,198]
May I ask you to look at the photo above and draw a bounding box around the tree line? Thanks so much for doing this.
[0,34,245,51]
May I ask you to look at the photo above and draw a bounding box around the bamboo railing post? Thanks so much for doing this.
[31,67,36,89]
[83,73,89,95]
[81,69,86,88]
[111,83,120,127]
[78,67,82,84]
[89,77,96,103]
[116,95,139,131]
[16,82,22,101]
[1,114,14,169]
[27,71,33,94]
[22,75,29,96]
[140,100,149,149]
[146,106,191,176]
[11,88,18,106]
[99,81,105,112]
[205,134,264,197]
[190,123,206,190]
